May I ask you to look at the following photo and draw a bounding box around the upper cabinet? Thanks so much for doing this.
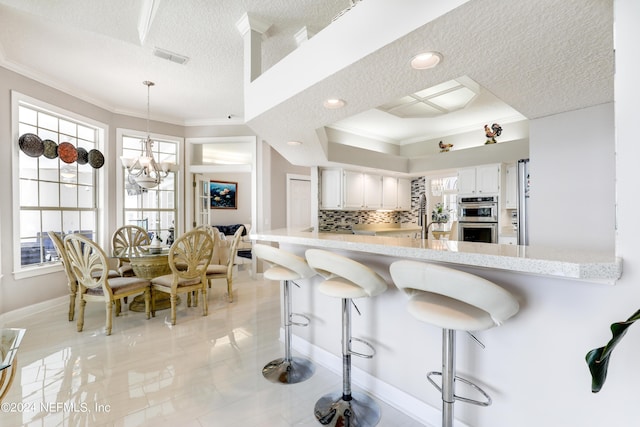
[381,176,398,209]
[397,178,411,210]
[363,173,382,209]
[344,171,382,209]
[342,170,365,209]
[504,163,517,208]
[382,176,411,210]
[320,169,410,211]
[457,164,501,196]
[320,169,343,209]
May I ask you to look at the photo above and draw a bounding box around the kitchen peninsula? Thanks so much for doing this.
[253,228,622,284]
[251,228,622,425]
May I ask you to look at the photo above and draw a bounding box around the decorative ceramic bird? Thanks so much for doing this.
[485,123,502,144]
[439,140,454,152]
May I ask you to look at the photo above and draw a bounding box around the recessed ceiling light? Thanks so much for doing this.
[287,140,302,146]
[410,51,442,70]
[323,98,346,109]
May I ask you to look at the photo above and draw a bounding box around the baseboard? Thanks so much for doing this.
[0,296,67,325]
[285,330,471,427]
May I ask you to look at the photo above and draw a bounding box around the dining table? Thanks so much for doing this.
[1,328,26,402]
[112,245,175,312]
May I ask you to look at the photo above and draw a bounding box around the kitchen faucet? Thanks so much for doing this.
[418,193,428,239]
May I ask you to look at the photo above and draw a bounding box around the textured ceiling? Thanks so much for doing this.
[0,0,347,124]
[244,0,614,169]
[0,0,614,168]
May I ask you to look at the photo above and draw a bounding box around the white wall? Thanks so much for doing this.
[529,103,615,251]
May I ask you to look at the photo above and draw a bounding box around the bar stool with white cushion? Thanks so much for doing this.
[253,243,316,384]
[389,260,519,427]
[305,249,388,427]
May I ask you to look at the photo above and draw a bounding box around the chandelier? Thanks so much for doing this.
[120,81,173,189]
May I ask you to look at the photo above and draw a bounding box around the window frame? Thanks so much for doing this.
[116,128,183,241]
[11,91,108,279]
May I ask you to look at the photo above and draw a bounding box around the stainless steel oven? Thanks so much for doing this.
[458,196,498,222]
[458,222,498,244]
[458,196,499,243]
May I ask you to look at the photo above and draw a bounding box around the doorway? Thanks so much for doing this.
[286,174,312,229]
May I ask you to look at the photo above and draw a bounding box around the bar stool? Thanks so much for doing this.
[305,249,388,427]
[389,260,519,427]
[253,244,316,384]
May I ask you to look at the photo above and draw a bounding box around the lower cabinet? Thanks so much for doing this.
[499,236,518,245]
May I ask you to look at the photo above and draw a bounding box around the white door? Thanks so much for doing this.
[287,174,312,229]
[193,174,210,228]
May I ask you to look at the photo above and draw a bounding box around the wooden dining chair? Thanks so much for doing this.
[112,225,151,276]
[195,224,221,249]
[48,231,78,321]
[49,230,120,321]
[151,229,214,325]
[64,234,152,336]
[206,225,244,302]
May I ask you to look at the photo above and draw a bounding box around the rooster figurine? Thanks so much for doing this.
[484,123,502,144]
[439,140,454,152]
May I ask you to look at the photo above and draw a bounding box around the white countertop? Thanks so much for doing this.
[351,224,422,236]
[252,228,622,284]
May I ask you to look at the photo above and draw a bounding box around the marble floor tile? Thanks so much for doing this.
[2,271,426,427]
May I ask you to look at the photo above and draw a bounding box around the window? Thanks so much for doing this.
[429,175,458,225]
[12,92,105,276]
[120,133,179,244]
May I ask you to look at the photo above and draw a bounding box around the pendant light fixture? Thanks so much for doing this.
[120,80,173,189]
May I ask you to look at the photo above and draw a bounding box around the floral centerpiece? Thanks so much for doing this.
[431,202,451,224]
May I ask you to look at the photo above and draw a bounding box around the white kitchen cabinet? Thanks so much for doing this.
[476,164,501,194]
[382,176,398,209]
[504,164,517,208]
[499,236,518,245]
[381,176,412,210]
[343,170,365,209]
[320,169,343,209]
[397,178,411,210]
[363,173,382,209]
[457,168,477,195]
[457,164,501,196]
[344,171,382,210]
[320,169,409,210]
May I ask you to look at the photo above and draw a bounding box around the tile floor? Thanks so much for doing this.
[2,271,426,427]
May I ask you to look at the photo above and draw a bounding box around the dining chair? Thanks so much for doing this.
[206,225,244,303]
[112,225,151,276]
[151,229,214,325]
[64,234,152,336]
[48,231,79,321]
[195,224,221,249]
[49,231,120,321]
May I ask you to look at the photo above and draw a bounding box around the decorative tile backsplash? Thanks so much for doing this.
[318,177,426,232]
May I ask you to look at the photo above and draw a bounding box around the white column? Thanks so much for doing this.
[235,13,271,84]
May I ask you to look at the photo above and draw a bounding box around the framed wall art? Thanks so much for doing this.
[210,180,237,209]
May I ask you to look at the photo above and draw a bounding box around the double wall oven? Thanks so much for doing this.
[458,196,498,244]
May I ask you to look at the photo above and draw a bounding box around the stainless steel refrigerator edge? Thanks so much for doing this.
[517,159,530,245]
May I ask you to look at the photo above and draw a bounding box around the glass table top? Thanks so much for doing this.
[113,245,170,259]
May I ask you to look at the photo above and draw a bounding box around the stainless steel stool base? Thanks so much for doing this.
[262,356,315,384]
[314,391,381,427]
